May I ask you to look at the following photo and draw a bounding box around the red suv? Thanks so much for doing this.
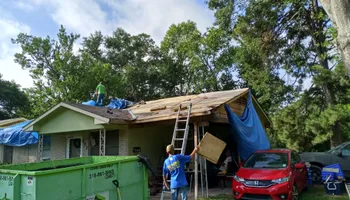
[232,149,307,200]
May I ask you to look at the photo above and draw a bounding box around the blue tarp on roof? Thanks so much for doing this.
[0,120,39,146]
[225,90,270,160]
[106,98,135,109]
[82,98,135,109]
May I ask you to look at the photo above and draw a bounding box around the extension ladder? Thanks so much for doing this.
[160,103,209,199]
[345,181,350,199]
[171,103,192,154]
[198,126,208,198]
[160,103,192,200]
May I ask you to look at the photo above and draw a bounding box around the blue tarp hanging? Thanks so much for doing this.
[225,90,270,160]
[0,120,39,146]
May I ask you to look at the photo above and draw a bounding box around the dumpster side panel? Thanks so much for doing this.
[119,183,145,200]
[36,170,83,200]
[118,161,143,187]
[0,173,16,199]
[20,175,37,200]
[118,161,149,199]
[85,163,118,197]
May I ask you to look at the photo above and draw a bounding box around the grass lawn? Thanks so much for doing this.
[199,185,348,200]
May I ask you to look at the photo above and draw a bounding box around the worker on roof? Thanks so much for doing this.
[95,82,105,106]
[163,144,199,200]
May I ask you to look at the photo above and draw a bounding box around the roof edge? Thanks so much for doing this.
[23,102,110,131]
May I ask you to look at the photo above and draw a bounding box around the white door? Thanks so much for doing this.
[66,137,83,158]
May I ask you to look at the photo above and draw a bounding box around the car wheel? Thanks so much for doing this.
[310,165,322,184]
[292,184,299,200]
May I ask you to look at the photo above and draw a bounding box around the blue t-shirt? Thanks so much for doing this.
[163,154,191,189]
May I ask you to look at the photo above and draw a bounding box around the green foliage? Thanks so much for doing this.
[160,21,202,95]
[0,74,29,120]
[160,21,239,95]
[105,29,162,101]
[10,0,350,152]
[206,0,350,150]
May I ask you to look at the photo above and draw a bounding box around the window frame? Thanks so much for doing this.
[66,136,83,159]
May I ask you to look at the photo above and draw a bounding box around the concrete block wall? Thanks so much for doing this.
[127,125,173,168]
[0,145,4,164]
[12,144,38,164]
[50,132,90,160]
[119,129,129,156]
[28,144,38,163]
[50,134,67,160]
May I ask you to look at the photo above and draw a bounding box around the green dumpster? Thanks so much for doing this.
[0,156,149,200]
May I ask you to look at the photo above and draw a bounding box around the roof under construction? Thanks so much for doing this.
[23,88,271,131]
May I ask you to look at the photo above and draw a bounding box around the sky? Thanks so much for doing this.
[0,0,215,88]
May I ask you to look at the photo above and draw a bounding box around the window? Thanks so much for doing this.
[243,152,289,169]
[89,130,119,156]
[328,143,348,153]
[3,145,13,164]
[291,151,301,164]
[341,145,350,156]
[42,135,51,161]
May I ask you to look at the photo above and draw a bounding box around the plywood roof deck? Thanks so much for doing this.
[24,88,271,131]
[127,88,249,123]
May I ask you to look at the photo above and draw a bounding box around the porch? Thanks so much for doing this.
[150,187,233,200]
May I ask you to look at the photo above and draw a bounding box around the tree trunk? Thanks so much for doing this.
[309,1,343,147]
[331,122,343,148]
[319,0,350,77]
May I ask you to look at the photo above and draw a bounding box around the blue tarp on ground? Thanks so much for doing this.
[0,120,39,146]
[225,90,270,160]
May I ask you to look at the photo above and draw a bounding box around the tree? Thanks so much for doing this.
[0,74,29,120]
[206,0,350,149]
[319,0,350,77]
[12,26,124,117]
[160,21,202,95]
[160,21,239,95]
[105,29,162,101]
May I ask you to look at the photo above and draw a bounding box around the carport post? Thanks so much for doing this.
[38,134,43,161]
[194,122,198,199]
[99,129,106,156]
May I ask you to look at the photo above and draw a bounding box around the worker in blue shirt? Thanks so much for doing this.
[163,144,199,200]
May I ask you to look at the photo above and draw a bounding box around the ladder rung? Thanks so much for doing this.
[176,129,186,131]
[174,148,182,151]
[174,138,184,141]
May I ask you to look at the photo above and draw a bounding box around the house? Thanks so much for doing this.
[5,88,270,171]
[0,117,27,128]
[0,117,30,164]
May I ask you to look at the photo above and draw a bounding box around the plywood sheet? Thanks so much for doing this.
[128,88,249,123]
[197,132,226,164]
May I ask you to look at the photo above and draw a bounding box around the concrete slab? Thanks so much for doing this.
[150,187,232,200]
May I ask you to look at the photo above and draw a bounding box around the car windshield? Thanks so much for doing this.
[243,152,289,169]
[328,143,348,153]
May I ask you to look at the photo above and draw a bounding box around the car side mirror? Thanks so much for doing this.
[295,163,305,169]
[336,150,343,157]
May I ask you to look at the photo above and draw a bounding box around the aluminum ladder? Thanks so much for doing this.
[198,126,208,198]
[171,103,192,155]
[160,103,192,200]
[345,181,350,199]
